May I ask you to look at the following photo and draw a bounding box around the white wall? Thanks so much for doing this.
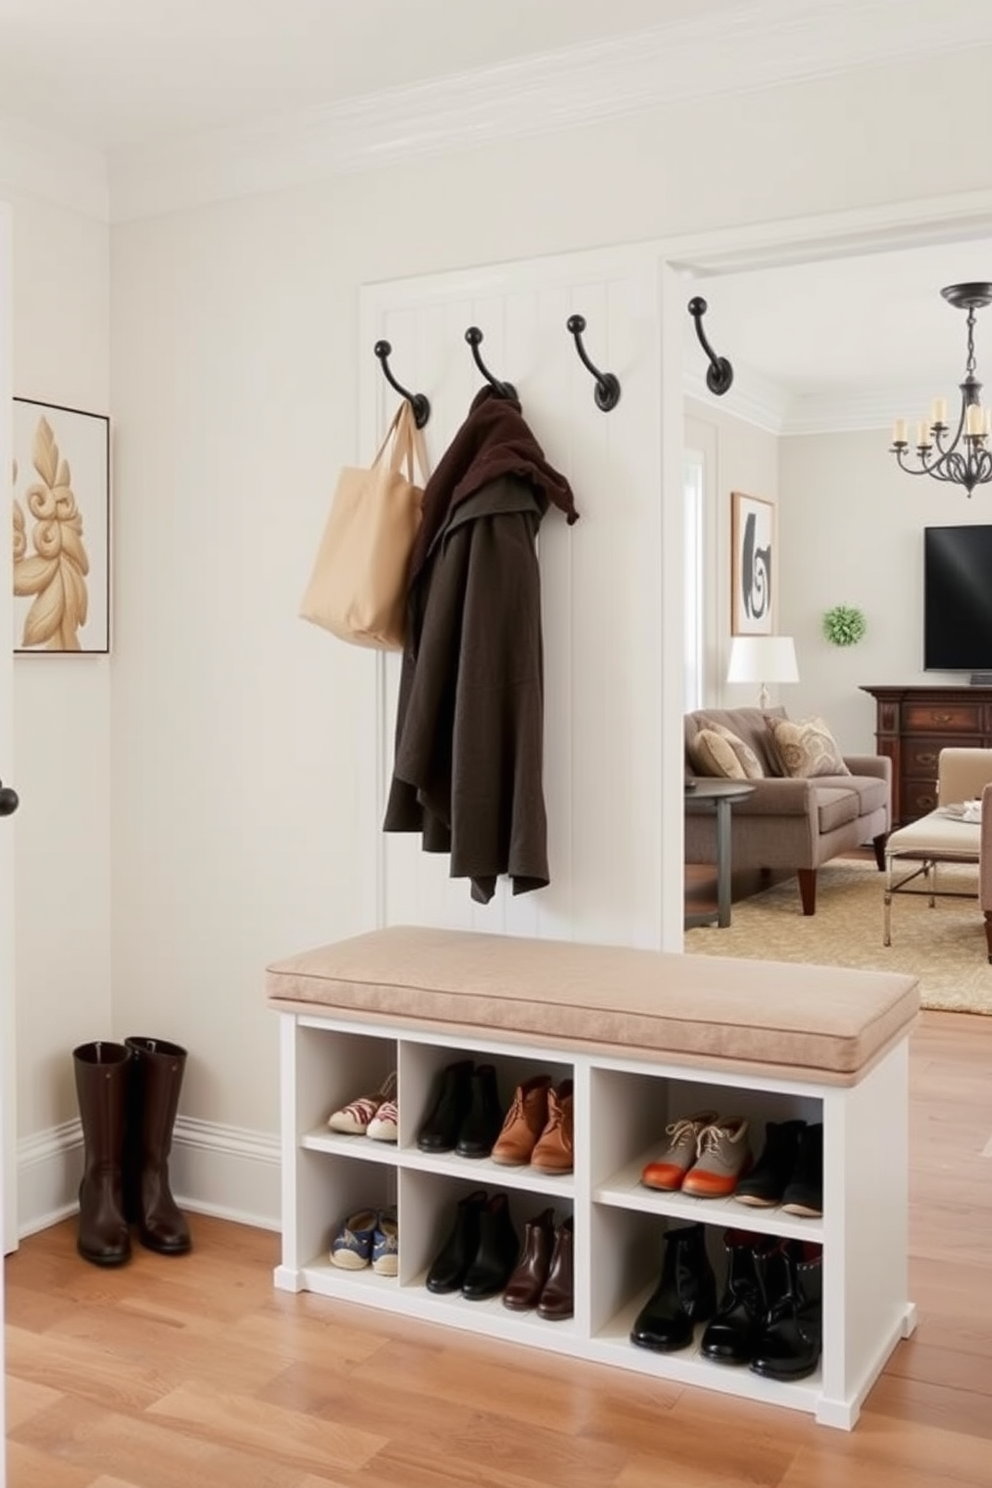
[4,180,111,1229]
[6,42,992,1229]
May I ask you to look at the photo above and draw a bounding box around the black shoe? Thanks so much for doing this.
[417,1059,474,1153]
[781,1123,823,1217]
[700,1230,777,1365]
[456,1064,505,1158]
[425,1190,487,1294]
[630,1222,717,1353]
[734,1120,806,1208]
[750,1240,823,1381]
[461,1192,520,1300]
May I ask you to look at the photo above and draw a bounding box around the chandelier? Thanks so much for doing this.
[890,282,992,497]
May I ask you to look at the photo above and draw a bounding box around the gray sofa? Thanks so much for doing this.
[684,706,891,915]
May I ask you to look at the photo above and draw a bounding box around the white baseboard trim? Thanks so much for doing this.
[16,1114,280,1241]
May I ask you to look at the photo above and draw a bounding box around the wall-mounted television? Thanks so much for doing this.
[923,524,992,675]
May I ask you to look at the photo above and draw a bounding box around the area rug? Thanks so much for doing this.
[684,858,992,1015]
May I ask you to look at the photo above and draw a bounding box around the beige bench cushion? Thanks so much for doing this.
[266,926,918,1086]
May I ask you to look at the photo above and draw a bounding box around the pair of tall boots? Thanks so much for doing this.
[73,1037,192,1267]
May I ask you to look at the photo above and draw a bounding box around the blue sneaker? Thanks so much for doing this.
[372,1209,398,1276]
[329,1208,377,1270]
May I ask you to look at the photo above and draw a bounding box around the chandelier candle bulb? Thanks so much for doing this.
[893,418,908,445]
[966,403,984,436]
[932,397,948,426]
[917,421,931,447]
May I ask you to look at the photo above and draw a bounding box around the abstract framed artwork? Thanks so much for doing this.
[12,397,110,654]
[731,490,774,636]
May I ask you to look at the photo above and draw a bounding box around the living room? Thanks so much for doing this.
[3,2,992,1483]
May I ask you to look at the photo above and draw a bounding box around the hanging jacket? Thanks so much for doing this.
[383,386,578,903]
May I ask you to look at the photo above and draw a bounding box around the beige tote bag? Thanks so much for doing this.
[299,402,428,650]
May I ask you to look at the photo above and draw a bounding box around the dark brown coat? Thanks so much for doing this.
[383,389,577,903]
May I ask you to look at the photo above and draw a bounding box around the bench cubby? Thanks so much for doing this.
[269,927,918,1429]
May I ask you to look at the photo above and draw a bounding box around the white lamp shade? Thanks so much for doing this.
[727,635,799,686]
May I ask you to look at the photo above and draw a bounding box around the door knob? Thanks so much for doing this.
[0,778,19,816]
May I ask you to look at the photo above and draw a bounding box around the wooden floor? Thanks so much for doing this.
[5,1012,992,1487]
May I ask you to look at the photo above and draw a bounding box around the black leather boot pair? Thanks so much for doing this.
[73,1037,192,1267]
[426,1189,520,1299]
[701,1229,823,1380]
[502,1208,574,1320]
[417,1059,505,1158]
[630,1222,716,1352]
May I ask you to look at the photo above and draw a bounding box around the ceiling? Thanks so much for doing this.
[1,0,991,423]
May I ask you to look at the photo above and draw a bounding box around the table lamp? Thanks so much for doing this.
[727,635,799,710]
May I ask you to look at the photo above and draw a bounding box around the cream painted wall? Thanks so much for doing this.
[108,50,992,1183]
[777,427,988,754]
[7,193,111,1158]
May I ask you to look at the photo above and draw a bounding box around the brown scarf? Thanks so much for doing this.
[409,387,578,587]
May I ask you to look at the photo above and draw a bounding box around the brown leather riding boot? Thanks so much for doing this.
[124,1036,192,1254]
[73,1041,131,1267]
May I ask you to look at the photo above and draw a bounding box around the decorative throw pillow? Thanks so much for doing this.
[709,723,765,780]
[690,728,748,780]
[767,716,851,779]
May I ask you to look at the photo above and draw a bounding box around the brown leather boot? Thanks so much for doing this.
[503,1207,555,1311]
[491,1074,552,1165]
[531,1079,574,1174]
[73,1041,131,1267]
[124,1036,192,1254]
[537,1216,574,1320]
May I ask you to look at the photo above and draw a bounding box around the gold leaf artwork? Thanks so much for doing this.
[11,416,90,650]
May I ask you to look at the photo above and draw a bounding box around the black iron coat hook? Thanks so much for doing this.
[687,297,734,396]
[373,340,431,428]
[0,778,19,817]
[465,327,516,400]
[566,315,621,411]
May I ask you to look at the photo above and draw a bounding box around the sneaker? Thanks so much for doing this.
[367,1098,398,1143]
[327,1072,396,1135]
[329,1208,378,1269]
[640,1110,719,1191]
[371,1209,399,1275]
[681,1117,752,1198]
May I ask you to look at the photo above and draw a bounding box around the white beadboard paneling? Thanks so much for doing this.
[361,243,667,948]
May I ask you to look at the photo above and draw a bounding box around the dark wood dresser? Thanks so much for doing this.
[861,684,992,825]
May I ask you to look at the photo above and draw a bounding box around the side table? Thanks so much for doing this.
[684,779,756,929]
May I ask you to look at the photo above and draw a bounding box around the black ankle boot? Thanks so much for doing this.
[782,1123,823,1217]
[456,1064,505,1158]
[630,1222,717,1352]
[426,1190,487,1293]
[461,1193,520,1300]
[701,1230,777,1364]
[750,1240,823,1381]
[417,1059,474,1153]
[733,1120,806,1208]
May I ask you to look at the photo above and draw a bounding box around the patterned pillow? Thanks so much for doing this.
[767,716,851,778]
[690,728,748,780]
[709,723,764,780]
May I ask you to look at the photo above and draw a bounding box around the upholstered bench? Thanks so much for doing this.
[267,926,919,1429]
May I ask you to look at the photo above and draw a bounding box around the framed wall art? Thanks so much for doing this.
[12,397,110,654]
[731,489,774,636]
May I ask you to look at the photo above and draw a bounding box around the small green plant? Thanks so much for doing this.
[822,604,867,647]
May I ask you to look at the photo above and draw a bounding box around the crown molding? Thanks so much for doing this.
[108,0,992,222]
[684,361,790,434]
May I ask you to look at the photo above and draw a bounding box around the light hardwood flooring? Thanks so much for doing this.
[6,1009,992,1487]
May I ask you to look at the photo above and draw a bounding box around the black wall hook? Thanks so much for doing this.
[465,327,516,400]
[566,314,621,412]
[687,297,734,396]
[0,778,19,817]
[373,340,431,428]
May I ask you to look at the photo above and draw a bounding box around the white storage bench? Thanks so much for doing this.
[266,926,919,1430]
